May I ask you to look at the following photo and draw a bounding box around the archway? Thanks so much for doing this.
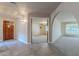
[52,11,78,42]
[52,11,79,55]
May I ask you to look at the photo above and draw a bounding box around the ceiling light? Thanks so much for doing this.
[20,20,27,23]
[40,22,47,24]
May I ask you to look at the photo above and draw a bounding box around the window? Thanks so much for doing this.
[65,23,79,35]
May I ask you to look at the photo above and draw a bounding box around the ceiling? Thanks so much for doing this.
[32,17,48,23]
[0,2,60,17]
[55,11,77,22]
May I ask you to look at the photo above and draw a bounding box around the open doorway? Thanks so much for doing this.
[31,17,49,43]
[3,21,14,41]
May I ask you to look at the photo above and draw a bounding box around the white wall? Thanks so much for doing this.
[51,2,79,42]
[32,23,40,35]
[52,11,77,42]
[0,16,3,41]
[16,18,28,44]
[53,18,61,41]
[32,17,48,36]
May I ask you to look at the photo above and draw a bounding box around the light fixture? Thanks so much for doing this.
[20,20,27,23]
[40,21,47,24]
[18,13,28,23]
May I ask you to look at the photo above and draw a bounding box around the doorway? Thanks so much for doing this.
[31,17,49,43]
[3,21,14,41]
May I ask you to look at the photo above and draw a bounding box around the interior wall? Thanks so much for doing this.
[27,16,31,43]
[61,22,65,36]
[51,2,79,42]
[32,18,47,36]
[53,19,62,42]
[0,16,3,41]
[16,17,28,44]
[32,23,40,35]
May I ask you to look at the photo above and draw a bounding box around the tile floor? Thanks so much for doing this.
[32,35,47,43]
[54,36,79,56]
[0,40,65,56]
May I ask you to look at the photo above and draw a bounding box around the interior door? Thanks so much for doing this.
[3,21,14,41]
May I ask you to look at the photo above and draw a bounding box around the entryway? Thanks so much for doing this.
[31,17,49,44]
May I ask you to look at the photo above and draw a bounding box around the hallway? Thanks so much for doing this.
[32,35,47,43]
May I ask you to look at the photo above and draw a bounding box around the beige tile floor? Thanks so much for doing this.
[54,36,79,56]
[0,40,65,56]
[32,35,47,43]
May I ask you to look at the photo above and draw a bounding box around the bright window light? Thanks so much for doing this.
[65,23,79,35]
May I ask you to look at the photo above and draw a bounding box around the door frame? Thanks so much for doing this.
[30,17,49,43]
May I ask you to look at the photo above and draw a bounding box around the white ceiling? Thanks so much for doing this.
[16,2,60,17]
[32,17,48,23]
[55,11,77,22]
[0,2,60,17]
